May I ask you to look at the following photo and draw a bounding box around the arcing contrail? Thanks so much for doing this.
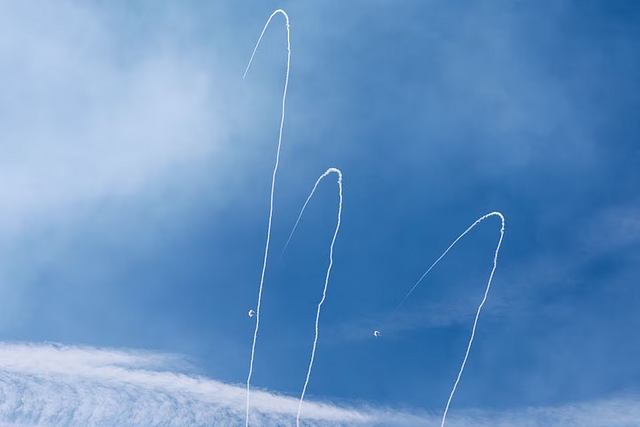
[390,212,505,427]
[288,168,344,427]
[395,212,504,311]
[243,9,291,427]
[438,212,505,427]
[280,169,340,259]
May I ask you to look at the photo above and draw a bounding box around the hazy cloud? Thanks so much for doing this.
[0,1,228,233]
[0,342,638,427]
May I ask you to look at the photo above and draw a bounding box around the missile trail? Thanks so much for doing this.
[438,212,504,427]
[391,212,505,427]
[243,9,291,427]
[288,168,343,427]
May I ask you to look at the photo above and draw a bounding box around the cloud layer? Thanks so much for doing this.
[0,342,404,426]
[0,342,638,427]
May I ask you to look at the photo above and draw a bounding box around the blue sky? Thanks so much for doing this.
[0,1,639,426]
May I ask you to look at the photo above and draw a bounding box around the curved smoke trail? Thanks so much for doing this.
[243,9,291,427]
[392,212,505,427]
[281,168,343,427]
[438,212,504,427]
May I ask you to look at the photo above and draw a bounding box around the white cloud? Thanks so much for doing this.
[0,342,638,427]
[0,342,406,426]
[0,1,228,233]
[0,1,246,329]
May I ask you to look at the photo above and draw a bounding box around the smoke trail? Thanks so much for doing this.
[279,170,336,259]
[438,212,504,427]
[243,9,291,427]
[285,168,343,427]
[391,212,505,427]
[395,212,504,311]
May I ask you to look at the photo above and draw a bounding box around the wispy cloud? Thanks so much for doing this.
[579,199,640,253]
[0,0,241,329]
[0,342,638,427]
[0,1,230,234]
[0,342,407,426]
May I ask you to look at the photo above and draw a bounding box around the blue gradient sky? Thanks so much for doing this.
[0,1,639,426]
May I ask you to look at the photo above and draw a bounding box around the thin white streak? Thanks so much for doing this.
[242,9,291,427]
[439,212,505,426]
[395,213,504,312]
[391,212,505,426]
[293,168,343,426]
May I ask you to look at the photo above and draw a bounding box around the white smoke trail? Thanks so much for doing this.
[438,212,505,427]
[242,9,291,427]
[286,168,343,427]
[279,169,338,259]
[391,212,505,427]
[395,212,504,311]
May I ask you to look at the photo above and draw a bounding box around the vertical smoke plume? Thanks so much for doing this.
[243,9,291,427]
[282,168,343,427]
[391,212,505,426]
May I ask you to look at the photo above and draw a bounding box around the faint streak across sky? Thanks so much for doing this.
[242,9,291,427]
